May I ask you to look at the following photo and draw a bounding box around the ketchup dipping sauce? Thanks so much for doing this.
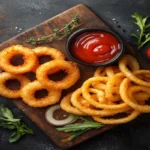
[67,28,124,66]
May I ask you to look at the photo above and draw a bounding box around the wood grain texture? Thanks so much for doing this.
[0,4,149,149]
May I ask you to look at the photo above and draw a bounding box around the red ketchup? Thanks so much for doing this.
[146,48,150,58]
[71,31,121,64]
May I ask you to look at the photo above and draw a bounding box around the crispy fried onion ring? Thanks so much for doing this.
[94,66,107,77]
[94,66,120,78]
[92,82,106,91]
[60,93,87,116]
[92,77,108,91]
[93,66,120,91]
[92,109,140,124]
[120,78,150,113]
[0,45,38,74]
[134,92,150,102]
[0,72,30,98]
[82,77,128,110]
[21,81,61,107]
[105,73,125,102]
[105,66,120,77]
[33,46,65,63]
[132,70,150,87]
[36,60,80,90]
[119,55,150,87]
[71,88,131,116]
[119,54,140,72]
[89,88,105,103]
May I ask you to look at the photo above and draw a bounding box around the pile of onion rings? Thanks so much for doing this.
[60,54,150,124]
[0,44,150,125]
[0,45,80,107]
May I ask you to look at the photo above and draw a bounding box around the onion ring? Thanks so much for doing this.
[0,72,30,98]
[33,46,65,64]
[120,78,150,113]
[71,88,131,116]
[92,82,106,91]
[0,45,38,74]
[105,73,125,101]
[94,66,107,77]
[119,54,140,72]
[21,81,61,107]
[36,60,80,90]
[118,55,150,87]
[92,109,140,124]
[92,77,108,91]
[131,70,150,87]
[119,55,150,87]
[88,88,105,103]
[134,92,150,102]
[82,77,128,110]
[105,66,120,77]
[60,93,87,116]
[94,66,120,78]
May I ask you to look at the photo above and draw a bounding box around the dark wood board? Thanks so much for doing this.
[0,4,149,149]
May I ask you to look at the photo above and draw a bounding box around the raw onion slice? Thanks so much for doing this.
[45,104,77,126]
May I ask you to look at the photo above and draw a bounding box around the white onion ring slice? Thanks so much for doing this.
[45,104,77,126]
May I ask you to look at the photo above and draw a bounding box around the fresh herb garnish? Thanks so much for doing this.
[130,12,150,49]
[56,117,104,141]
[0,105,34,143]
[25,14,80,45]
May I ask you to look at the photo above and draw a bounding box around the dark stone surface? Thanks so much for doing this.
[0,0,150,150]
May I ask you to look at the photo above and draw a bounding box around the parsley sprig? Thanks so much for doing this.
[0,105,33,143]
[57,117,104,141]
[25,14,80,45]
[130,12,150,49]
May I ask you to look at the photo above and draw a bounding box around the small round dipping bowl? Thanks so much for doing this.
[66,27,125,66]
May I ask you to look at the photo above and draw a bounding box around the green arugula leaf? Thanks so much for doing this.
[17,123,34,135]
[0,122,16,129]
[146,33,150,39]
[132,12,143,30]
[9,131,21,143]
[0,105,33,143]
[69,129,89,141]
[131,12,150,49]
[0,105,14,120]
[145,24,150,29]
[57,117,104,141]
[130,33,139,39]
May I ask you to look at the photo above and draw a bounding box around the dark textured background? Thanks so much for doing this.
[0,0,150,150]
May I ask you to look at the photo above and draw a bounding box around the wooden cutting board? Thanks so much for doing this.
[0,4,149,149]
